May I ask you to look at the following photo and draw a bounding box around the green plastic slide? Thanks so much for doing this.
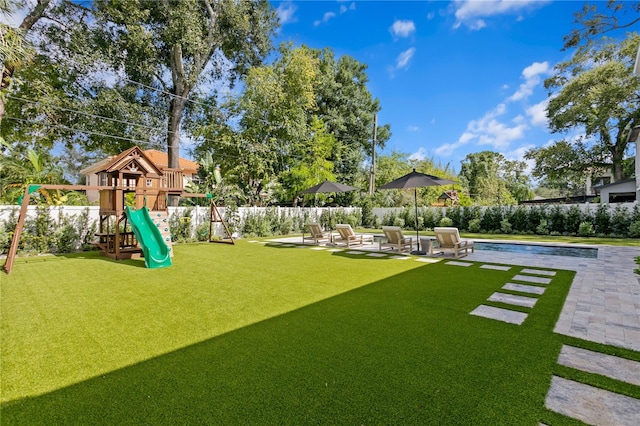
[124,206,172,269]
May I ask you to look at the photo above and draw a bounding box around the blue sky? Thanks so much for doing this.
[271,0,592,174]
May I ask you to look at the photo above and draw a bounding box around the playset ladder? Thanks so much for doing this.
[209,200,234,244]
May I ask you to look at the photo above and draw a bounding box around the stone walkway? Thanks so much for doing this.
[264,237,640,423]
[464,243,640,352]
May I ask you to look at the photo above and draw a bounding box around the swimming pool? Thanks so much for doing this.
[474,242,598,258]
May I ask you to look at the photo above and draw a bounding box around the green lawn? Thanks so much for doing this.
[1,241,637,424]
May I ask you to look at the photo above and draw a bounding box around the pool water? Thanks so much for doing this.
[474,242,598,258]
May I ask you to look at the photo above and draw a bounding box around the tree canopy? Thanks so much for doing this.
[526,33,640,186]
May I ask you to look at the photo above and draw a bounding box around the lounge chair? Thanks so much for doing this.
[430,227,474,258]
[303,222,332,245]
[334,224,374,248]
[379,226,413,253]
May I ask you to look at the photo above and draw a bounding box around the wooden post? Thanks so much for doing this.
[3,186,32,274]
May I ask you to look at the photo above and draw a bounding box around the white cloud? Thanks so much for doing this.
[452,0,549,30]
[508,61,550,102]
[396,47,416,70]
[526,99,549,127]
[315,2,355,26]
[390,19,416,38]
[314,11,336,27]
[409,147,428,161]
[277,2,297,25]
[407,125,420,132]
[427,12,436,20]
[436,103,527,156]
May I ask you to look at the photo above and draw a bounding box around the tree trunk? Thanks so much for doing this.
[167,95,187,206]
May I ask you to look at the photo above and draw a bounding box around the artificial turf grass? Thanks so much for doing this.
[1,241,585,424]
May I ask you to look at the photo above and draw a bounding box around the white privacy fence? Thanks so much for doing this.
[0,205,361,239]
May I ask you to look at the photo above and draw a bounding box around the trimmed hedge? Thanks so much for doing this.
[379,204,640,238]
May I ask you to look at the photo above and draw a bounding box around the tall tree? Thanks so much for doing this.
[563,0,640,49]
[0,0,52,124]
[80,0,277,202]
[459,151,532,205]
[529,33,640,183]
[312,48,391,183]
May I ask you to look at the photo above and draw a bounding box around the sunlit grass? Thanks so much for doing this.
[3,240,633,424]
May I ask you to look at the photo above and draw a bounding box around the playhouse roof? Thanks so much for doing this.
[80,148,199,176]
[99,146,163,177]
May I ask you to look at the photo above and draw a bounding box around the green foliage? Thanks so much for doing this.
[628,221,640,238]
[169,209,194,243]
[610,204,631,237]
[594,204,611,235]
[548,206,566,234]
[565,205,583,235]
[480,206,503,232]
[537,32,640,183]
[578,221,595,237]
[468,218,481,233]
[500,219,512,234]
[439,217,453,227]
[536,219,550,235]
[459,151,531,205]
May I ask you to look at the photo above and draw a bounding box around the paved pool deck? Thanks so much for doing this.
[267,236,640,352]
[464,243,640,352]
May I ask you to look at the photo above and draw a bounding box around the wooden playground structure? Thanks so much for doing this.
[3,146,233,274]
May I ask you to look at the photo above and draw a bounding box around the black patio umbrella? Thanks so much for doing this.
[299,180,359,194]
[299,180,359,237]
[379,169,457,255]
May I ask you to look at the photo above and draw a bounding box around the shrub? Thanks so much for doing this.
[565,205,582,235]
[536,219,549,235]
[393,217,405,228]
[509,206,528,233]
[577,221,595,237]
[629,221,640,238]
[548,206,565,234]
[481,207,503,232]
[445,207,461,228]
[610,205,630,237]
[527,206,546,233]
[500,219,512,234]
[594,204,610,235]
[170,208,194,242]
[468,218,481,233]
[439,217,453,227]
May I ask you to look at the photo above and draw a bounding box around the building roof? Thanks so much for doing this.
[143,150,199,173]
[80,148,199,175]
[592,178,636,191]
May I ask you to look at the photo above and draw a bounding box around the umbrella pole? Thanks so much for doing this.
[412,187,425,255]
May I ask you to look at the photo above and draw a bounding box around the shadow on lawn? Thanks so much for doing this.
[1,262,574,425]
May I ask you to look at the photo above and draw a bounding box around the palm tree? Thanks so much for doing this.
[0,148,67,203]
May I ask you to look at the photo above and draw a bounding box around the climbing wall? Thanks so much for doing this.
[150,210,174,257]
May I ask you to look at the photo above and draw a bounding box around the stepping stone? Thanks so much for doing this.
[488,292,538,308]
[345,251,365,255]
[521,268,556,276]
[502,283,546,295]
[280,244,295,247]
[480,264,511,271]
[557,345,640,387]
[415,257,441,263]
[310,246,327,250]
[366,253,387,258]
[445,261,473,267]
[470,305,528,325]
[391,256,410,260]
[512,274,551,285]
[545,376,640,426]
